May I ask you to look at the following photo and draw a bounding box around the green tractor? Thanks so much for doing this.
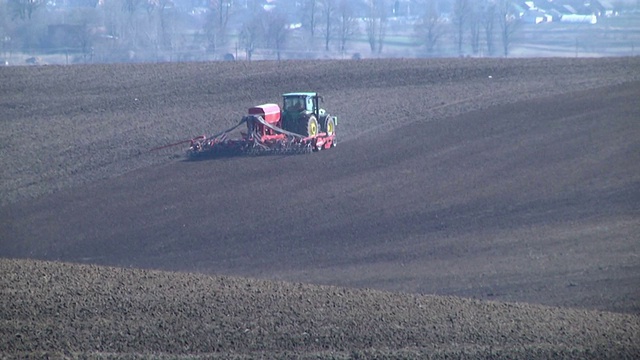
[183,92,338,157]
[281,92,337,139]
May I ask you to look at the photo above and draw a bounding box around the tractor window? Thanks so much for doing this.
[284,97,305,112]
[306,98,313,112]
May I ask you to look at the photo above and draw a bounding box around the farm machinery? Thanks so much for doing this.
[187,92,337,158]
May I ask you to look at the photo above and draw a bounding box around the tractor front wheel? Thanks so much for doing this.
[324,116,336,136]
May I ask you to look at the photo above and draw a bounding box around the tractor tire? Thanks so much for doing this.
[302,115,319,137]
[324,116,336,136]
[319,114,329,132]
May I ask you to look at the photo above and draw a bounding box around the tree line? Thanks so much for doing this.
[0,0,539,62]
[416,0,520,57]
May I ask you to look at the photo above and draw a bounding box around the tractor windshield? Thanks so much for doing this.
[283,96,306,112]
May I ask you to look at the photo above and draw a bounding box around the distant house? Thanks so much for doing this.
[519,0,604,24]
[592,0,616,17]
[516,1,554,23]
[522,9,552,24]
[562,14,598,23]
[546,9,564,22]
[539,0,615,16]
[556,0,592,14]
[512,1,529,16]
[48,0,99,8]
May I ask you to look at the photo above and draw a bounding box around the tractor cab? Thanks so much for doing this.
[282,92,326,118]
[281,92,333,136]
[283,95,308,113]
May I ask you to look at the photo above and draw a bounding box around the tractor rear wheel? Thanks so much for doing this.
[302,116,319,137]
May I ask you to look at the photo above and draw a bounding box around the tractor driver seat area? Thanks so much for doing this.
[284,96,306,112]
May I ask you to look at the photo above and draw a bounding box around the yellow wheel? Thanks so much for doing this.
[324,116,335,136]
[306,116,318,137]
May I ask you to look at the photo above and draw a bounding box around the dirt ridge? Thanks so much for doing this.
[2,258,639,359]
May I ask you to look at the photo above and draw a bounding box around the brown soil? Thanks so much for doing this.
[1,58,639,358]
[2,258,639,359]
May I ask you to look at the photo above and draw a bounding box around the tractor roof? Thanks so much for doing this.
[282,92,317,98]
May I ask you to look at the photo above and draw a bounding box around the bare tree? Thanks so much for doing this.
[8,0,44,20]
[240,16,263,61]
[376,0,387,54]
[239,0,266,60]
[216,0,232,45]
[145,0,174,52]
[72,23,94,63]
[453,0,470,55]
[301,0,318,39]
[121,0,143,48]
[0,4,9,57]
[468,1,481,55]
[320,0,337,51]
[265,9,288,60]
[481,0,496,56]
[337,0,357,53]
[122,0,141,14]
[204,0,233,52]
[497,0,519,57]
[366,0,387,54]
[415,0,444,55]
[366,4,377,53]
[66,7,100,62]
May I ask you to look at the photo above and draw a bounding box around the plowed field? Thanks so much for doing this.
[1,58,639,358]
